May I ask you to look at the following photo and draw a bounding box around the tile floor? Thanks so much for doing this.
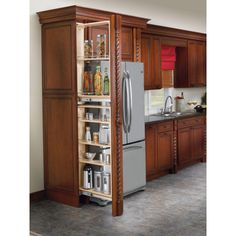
[30,163,206,236]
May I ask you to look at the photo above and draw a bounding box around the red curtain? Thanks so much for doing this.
[161,46,176,70]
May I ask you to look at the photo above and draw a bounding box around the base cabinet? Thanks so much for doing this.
[177,116,205,169]
[145,121,173,181]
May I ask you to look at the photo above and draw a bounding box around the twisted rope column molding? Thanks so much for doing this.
[173,120,178,173]
[135,28,142,62]
[111,14,123,216]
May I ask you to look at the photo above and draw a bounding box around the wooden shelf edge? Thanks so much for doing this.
[79,119,110,124]
[79,158,111,166]
[79,140,111,147]
[79,187,112,200]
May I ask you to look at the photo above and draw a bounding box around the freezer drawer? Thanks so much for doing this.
[123,141,146,196]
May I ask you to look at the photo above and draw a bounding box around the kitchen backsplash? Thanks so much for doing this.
[144,87,206,116]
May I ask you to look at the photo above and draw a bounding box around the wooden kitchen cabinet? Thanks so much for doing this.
[177,116,205,169]
[188,40,206,87]
[145,121,173,181]
[37,6,126,217]
[121,26,134,61]
[141,33,162,89]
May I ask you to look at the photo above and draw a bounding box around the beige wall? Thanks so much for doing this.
[30,0,206,193]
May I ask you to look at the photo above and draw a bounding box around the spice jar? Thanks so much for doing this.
[96,34,106,58]
[93,132,99,144]
[84,40,93,58]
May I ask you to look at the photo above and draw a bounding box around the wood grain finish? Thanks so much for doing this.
[145,121,174,181]
[188,40,206,87]
[43,96,78,193]
[177,116,205,169]
[145,125,158,180]
[121,27,133,61]
[42,22,76,92]
[111,15,123,216]
[37,5,149,27]
[141,33,161,89]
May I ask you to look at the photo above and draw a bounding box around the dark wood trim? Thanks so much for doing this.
[37,5,149,28]
[143,24,206,41]
[172,120,178,173]
[30,190,46,203]
[111,14,123,217]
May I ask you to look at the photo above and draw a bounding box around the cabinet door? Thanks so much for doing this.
[177,127,191,167]
[156,131,173,172]
[152,36,162,88]
[191,125,204,161]
[145,125,158,180]
[121,27,133,61]
[141,34,161,89]
[188,40,206,87]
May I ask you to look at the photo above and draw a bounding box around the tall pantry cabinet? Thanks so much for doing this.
[37,6,124,216]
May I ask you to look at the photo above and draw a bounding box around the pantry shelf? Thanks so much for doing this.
[77,57,110,61]
[79,140,111,148]
[77,105,111,109]
[78,94,111,100]
[79,187,112,200]
[79,118,110,125]
[79,158,110,167]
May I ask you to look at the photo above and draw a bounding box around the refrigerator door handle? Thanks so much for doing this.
[122,71,129,135]
[127,71,133,133]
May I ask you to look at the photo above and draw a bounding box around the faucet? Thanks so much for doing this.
[164,96,173,114]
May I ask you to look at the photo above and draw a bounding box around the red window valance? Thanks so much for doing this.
[161,46,176,70]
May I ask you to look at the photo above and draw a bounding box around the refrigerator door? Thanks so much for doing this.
[123,141,146,196]
[124,62,145,144]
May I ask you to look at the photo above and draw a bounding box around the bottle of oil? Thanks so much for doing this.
[103,67,109,95]
[94,65,102,95]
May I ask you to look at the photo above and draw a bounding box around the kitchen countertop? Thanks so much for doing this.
[145,111,206,124]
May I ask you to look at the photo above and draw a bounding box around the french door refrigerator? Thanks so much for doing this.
[122,62,146,196]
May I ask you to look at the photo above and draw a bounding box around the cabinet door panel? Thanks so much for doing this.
[152,37,162,88]
[141,35,152,89]
[191,126,204,161]
[141,34,161,89]
[178,127,191,166]
[188,40,206,87]
[43,23,75,91]
[145,125,158,178]
[43,96,77,191]
[121,27,133,61]
[157,131,173,172]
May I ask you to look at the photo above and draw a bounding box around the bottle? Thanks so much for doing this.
[85,126,91,142]
[94,65,102,95]
[103,67,109,95]
[83,65,90,94]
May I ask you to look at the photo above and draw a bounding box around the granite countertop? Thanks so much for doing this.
[145,111,206,124]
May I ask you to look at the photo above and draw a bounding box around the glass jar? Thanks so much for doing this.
[94,65,102,95]
[84,40,93,58]
[85,126,91,142]
[96,34,106,58]
[93,132,99,144]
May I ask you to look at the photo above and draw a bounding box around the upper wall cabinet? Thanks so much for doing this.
[141,33,162,90]
[141,24,206,89]
[187,40,206,87]
[121,27,134,61]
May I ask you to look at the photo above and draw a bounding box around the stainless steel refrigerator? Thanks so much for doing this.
[122,62,146,196]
